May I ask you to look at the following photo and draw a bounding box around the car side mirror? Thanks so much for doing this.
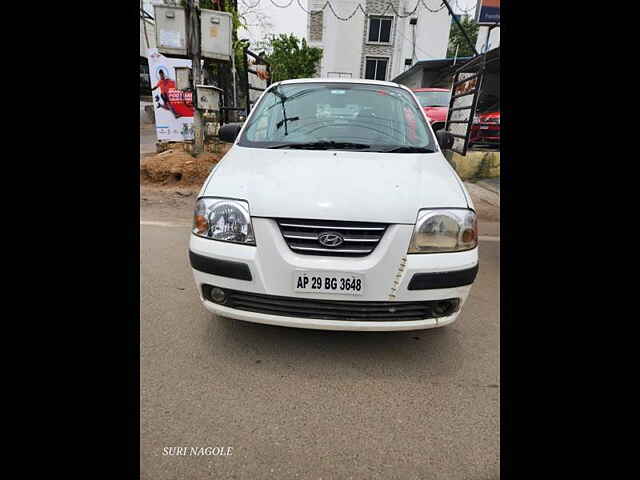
[436,130,454,150]
[218,122,243,143]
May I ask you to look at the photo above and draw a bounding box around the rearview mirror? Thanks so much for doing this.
[218,122,244,143]
[435,130,454,150]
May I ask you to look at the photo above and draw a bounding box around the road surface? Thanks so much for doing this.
[140,214,500,479]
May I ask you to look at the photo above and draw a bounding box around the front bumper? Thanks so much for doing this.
[189,218,478,331]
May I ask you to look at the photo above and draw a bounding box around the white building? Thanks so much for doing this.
[475,24,500,53]
[307,0,452,81]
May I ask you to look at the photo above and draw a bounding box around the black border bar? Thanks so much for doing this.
[189,250,252,281]
[407,264,479,290]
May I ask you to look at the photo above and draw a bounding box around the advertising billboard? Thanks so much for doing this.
[147,48,195,142]
[475,0,500,26]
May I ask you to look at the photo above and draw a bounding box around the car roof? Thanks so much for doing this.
[275,78,403,88]
[412,88,451,92]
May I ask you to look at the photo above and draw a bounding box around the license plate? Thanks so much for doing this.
[480,125,490,129]
[294,271,364,296]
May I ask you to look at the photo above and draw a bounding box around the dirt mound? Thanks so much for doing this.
[140,150,220,186]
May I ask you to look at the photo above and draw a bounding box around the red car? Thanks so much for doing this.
[469,105,500,148]
[412,88,451,132]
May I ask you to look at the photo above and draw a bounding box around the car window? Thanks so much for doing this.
[413,91,451,107]
[237,83,436,151]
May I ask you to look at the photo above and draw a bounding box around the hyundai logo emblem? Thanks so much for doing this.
[317,231,344,247]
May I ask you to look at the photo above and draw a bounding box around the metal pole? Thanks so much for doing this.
[189,0,204,154]
[243,45,250,117]
[484,24,495,53]
[231,52,238,108]
[445,45,460,133]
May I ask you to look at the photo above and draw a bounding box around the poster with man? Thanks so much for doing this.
[147,48,195,142]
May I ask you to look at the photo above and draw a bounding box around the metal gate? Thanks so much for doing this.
[445,61,485,156]
[221,47,271,124]
[242,47,271,116]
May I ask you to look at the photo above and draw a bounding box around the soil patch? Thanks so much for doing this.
[140,143,231,187]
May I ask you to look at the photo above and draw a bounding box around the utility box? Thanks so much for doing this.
[196,85,223,111]
[154,5,188,57]
[200,9,233,61]
[175,67,191,90]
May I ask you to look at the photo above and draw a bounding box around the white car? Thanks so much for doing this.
[189,79,478,331]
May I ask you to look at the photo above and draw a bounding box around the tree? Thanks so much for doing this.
[264,34,323,83]
[447,16,479,58]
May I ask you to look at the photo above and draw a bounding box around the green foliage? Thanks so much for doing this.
[447,16,479,58]
[198,0,215,9]
[264,34,323,82]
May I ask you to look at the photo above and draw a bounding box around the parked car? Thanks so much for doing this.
[189,78,478,331]
[469,104,500,149]
[411,88,451,132]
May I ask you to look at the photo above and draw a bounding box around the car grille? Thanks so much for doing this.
[275,218,388,257]
[203,285,460,321]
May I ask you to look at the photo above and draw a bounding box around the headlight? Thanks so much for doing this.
[192,197,256,245]
[408,209,477,253]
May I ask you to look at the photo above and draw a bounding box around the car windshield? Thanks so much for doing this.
[237,82,436,152]
[414,91,451,107]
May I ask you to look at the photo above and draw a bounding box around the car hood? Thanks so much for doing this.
[422,106,448,123]
[202,146,469,224]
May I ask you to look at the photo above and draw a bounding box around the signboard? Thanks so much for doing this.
[445,70,484,156]
[475,0,500,26]
[147,48,195,142]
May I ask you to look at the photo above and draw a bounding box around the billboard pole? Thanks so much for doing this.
[188,0,204,154]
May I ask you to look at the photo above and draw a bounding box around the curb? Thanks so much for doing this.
[475,179,500,196]
[464,182,500,209]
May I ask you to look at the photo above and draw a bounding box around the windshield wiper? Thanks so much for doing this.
[276,116,300,129]
[268,141,370,150]
[379,146,437,153]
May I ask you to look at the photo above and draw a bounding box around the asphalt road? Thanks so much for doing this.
[141,222,500,479]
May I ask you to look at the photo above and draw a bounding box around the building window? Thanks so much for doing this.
[364,57,388,81]
[328,72,353,79]
[309,11,323,41]
[368,17,392,43]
